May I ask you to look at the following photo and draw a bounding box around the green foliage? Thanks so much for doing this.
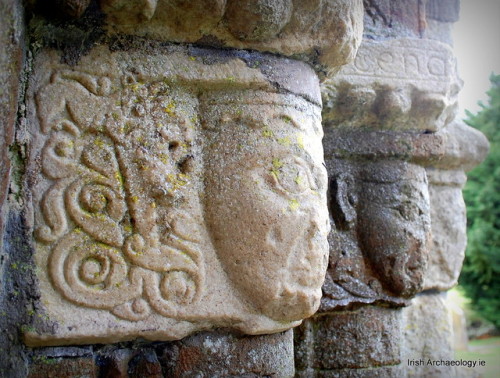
[460,74,500,330]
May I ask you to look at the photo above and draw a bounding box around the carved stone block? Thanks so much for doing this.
[39,0,363,77]
[320,130,435,311]
[402,294,455,377]
[322,38,461,132]
[423,121,489,290]
[295,307,402,371]
[24,45,329,346]
[99,0,363,76]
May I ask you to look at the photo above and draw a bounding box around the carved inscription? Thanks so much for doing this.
[322,39,461,132]
[34,70,204,322]
[343,39,457,83]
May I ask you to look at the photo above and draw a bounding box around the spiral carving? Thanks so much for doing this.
[50,231,141,308]
[35,71,205,322]
[66,180,126,247]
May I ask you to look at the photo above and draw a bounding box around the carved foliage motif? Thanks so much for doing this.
[34,70,204,322]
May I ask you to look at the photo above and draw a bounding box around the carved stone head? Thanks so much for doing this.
[324,159,431,308]
[356,161,431,297]
[202,91,330,321]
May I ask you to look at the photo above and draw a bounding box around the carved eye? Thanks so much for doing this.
[269,157,316,196]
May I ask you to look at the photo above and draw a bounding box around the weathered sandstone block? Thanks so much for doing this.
[0,0,24,236]
[47,0,363,77]
[24,45,329,346]
[424,121,489,290]
[159,329,294,377]
[295,306,401,372]
[402,293,455,377]
[320,131,438,310]
[322,38,461,132]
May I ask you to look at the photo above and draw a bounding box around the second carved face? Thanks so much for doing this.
[357,162,431,297]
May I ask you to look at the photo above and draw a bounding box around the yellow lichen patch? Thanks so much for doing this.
[123,122,133,134]
[94,137,105,148]
[270,158,284,179]
[164,101,176,116]
[296,133,305,149]
[131,196,139,203]
[166,173,190,192]
[177,173,189,185]
[262,127,274,138]
[270,168,280,180]
[158,153,169,165]
[294,175,303,186]
[277,136,291,146]
[114,171,124,187]
[129,82,143,92]
[272,158,284,169]
[288,199,300,211]
[189,56,197,61]
[190,115,199,125]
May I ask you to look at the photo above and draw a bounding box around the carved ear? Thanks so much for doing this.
[329,173,357,230]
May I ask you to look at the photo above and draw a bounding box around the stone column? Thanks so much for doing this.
[295,129,445,377]
[0,0,364,375]
[294,1,486,376]
[401,121,488,377]
[398,2,490,377]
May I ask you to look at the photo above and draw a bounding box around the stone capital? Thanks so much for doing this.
[47,0,364,77]
[322,38,462,132]
[24,45,330,346]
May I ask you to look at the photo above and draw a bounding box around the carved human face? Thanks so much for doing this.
[203,97,329,321]
[357,162,431,298]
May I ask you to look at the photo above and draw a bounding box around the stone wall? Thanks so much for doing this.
[0,0,488,377]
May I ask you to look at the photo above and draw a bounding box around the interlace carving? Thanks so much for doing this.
[34,70,204,322]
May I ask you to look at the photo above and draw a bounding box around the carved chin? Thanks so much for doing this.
[262,287,322,322]
[381,235,428,298]
[261,235,327,321]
